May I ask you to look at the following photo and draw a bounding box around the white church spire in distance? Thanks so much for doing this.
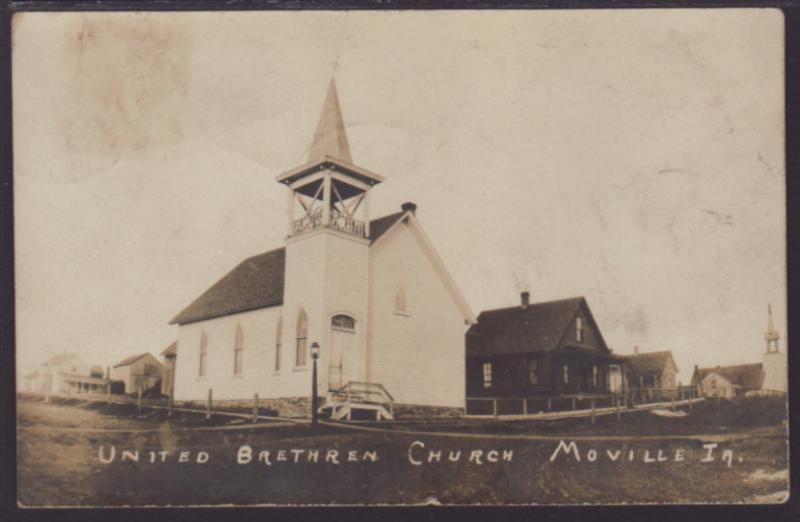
[308,79,353,164]
[765,303,780,353]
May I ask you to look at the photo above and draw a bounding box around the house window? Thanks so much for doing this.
[394,287,408,315]
[233,325,244,375]
[576,317,584,342]
[592,365,598,388]
[527,357,539,385]
[198,331,208,377]
[482,362,492,389]
[563,365,569,384]
[296,309,308,367]
[331,314,356,330]
[275,317,283,372]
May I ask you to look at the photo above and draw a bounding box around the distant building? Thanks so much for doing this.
[111,353,163,394]
[761,303,787,393]
[23,353,109,396]
[466,294,626,397]
[161,341,177,397]
[624,348,678,392]
[691,363,764,398]
[691,304,786,398]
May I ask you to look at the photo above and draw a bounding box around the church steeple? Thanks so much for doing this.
[276,80,384,241]
[308,79,352,164]
[765,303,780,353]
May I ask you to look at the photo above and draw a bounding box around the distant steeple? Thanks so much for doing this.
[765,303,780,353]
[308,79,352,164]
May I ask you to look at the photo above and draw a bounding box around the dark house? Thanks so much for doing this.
[466,293,626,398]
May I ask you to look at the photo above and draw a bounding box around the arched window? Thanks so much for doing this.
[233,325,244,375]
[198,331,208,377]
[394,287,408,315]
[331,314,356,330]
[275,317,283,372]
[295,309,308,367]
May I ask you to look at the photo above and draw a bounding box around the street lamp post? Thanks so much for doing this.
[310,342,320,426]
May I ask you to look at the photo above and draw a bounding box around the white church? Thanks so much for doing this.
[170,81,476,418]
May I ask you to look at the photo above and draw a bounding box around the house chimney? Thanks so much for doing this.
[633,345,640,355]
[521,291,530,309]
[401,202,417,214]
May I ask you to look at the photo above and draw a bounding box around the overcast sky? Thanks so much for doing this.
[13,10,785,383]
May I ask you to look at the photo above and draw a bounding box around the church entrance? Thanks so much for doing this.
[329,315,356,391]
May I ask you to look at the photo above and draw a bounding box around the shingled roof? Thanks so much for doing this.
[170,212,408,325]
[692,363,764,389]
[113,352,158,368]
[161,341,177,357]
[466,297,608,358]
[625,351,678,376]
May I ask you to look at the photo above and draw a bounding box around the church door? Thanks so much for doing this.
[329,315,356,391]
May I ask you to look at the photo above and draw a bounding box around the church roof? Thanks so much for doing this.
[466,297,601,358]
[308,79,352,164]
[692,363,764,389]
[170,212,408,325]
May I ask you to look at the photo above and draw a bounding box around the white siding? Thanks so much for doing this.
[367,221,467,407]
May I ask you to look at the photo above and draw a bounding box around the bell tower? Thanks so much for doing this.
[275,80,384,394]
[276,79,384,240]
[761,303,787,393]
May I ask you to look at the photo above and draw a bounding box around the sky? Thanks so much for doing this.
[13,9,785,384]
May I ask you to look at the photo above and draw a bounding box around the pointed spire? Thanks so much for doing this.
[765,303,780,341]
[308,79,352,164]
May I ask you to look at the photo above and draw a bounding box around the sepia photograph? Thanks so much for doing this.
[11,8,788,506]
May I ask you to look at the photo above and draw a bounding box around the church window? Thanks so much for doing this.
[482,362,493,389]
[296,309,308,367]
[275,317,283,372]
[198,331,208,377]
[394,287,408,315]
[233,325,244,375]
[332,314,356,330]
[576,317,584,342]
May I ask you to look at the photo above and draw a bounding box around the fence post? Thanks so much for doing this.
[492,398,497,418]
[137,387,143,413]
[572,397,576,411]
[547,397,552,412]
[106,383,112,405]
[168,390,174,417]
[671,391,676,412]
[591,398,596,425]
[252,393,259,424]
[206,388,213,419]
[616,396,621,421]
[523,398,528,416]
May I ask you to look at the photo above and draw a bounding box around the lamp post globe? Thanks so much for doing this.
[310,342,320,425]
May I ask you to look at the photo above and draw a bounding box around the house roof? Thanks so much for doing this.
[693,363,764,389]
[171,212,408,325]
[625,351,678,376]
[113,353,157,369]
[161,341,177,357]
[466,297,603,358]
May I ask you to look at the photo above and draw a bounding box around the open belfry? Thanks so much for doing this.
[170,80,475,418]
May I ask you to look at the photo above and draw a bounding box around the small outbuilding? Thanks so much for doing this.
[111,353,163,395]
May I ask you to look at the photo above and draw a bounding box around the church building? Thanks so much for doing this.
[170,81,475,418]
